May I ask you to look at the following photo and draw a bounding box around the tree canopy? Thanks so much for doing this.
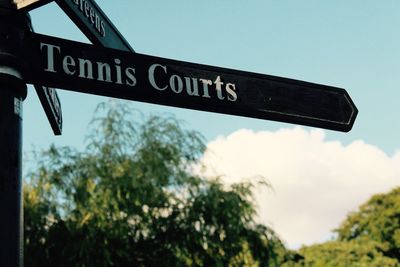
[24,100,400,266]
[335,187,400,261]
[283,187,400,267]
[282,239,400,267]
[24,101,284,266]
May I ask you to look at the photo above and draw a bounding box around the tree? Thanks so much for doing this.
[24,101,284,266]
[335,187,400,261]
[282,187,400,267]
[282,239,400,267]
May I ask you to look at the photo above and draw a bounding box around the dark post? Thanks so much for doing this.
[0,6,30,267]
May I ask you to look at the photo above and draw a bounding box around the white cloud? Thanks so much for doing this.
[199,127,400,249]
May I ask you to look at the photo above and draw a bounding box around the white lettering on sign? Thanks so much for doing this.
[40,43,60,73]
[148,64,237,101]
[72,0,105,37]
[40,43,136,86]
[39,42,238,103]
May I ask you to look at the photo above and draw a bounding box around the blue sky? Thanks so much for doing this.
[23,1,400,248]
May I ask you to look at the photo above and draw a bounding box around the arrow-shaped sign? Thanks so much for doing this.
[24,33,358,132]
[34,85,62,134]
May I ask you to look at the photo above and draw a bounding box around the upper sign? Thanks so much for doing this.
[24,33,358,132]
[55,0,134,52]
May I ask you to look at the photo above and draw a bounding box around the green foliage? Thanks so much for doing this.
[282,187,400,266]
[335,187,400,261]
[24,101,284,266]
[282,239,400,267]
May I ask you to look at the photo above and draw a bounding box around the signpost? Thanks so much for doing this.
[0,0,359,266]
[25,33,357,132]
[0,9,29,267]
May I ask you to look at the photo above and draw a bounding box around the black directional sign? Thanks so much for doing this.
[25,33,358,132]
[55,0,134,52]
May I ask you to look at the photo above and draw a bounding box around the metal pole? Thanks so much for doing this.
[0,7,29,267]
